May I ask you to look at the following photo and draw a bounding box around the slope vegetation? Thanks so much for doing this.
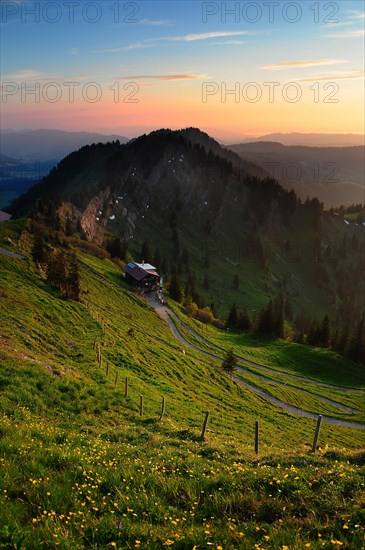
[0,221,364,548]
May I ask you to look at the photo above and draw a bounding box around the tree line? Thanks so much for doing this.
[31,228,81,301]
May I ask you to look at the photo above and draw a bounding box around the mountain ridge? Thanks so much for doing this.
[229,141,365,207]
[231,132,365,147]
[8,127,365,329]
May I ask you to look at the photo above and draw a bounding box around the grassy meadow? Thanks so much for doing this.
[0,219,364,549]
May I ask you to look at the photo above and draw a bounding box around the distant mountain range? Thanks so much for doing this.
[0,130,129,209]
[0,129,129,162]
[231,133,364,147]
[228,142,365,207]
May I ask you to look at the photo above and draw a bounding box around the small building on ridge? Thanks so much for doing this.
[123,261,160,292]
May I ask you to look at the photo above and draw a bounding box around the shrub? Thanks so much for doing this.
[194,308,214,324]
[212,318,225,329]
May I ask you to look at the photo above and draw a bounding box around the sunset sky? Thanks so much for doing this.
[1,0,364,141]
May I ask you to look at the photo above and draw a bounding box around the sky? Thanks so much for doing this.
[1,0,364,141]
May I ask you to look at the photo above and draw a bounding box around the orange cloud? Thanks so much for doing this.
[117,74,208,81]
[261,59,348,70]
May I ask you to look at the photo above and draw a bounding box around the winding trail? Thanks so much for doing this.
[0,246,27,260]
[6,245,362,429]
[146,295,365,431]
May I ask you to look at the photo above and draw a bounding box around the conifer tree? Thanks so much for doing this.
[66,254,81,301]
[273,295,285,338]
[32,232,48,265]
[347,318,365,364]
[46,250,67,294]
[256,300,273,335]
[222,348,237,374]
[226,303,238,329]
[141,240,152,263]
[203,273,210,290]
[319,314,330,348]
[169,271,182,302]
[233,274,240,289]
[237,308,252,332]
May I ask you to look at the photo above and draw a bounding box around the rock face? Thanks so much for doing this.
[81,188,111,243]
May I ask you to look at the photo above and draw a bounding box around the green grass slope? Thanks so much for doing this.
[0,223,364,549]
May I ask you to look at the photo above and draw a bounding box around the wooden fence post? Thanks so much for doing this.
[159,396,166,420]
[312,415,322,453]
[125,377,129,398]
[139,395,144,417]
[114,372,118,387]
[255,420,259,455]
[201,411,210,440]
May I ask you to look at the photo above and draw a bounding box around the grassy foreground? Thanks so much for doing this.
[1,407,364,550]
[0,221,364,549]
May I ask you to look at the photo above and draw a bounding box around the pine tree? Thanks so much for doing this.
[233,274,240,289]
[222,348,237,374]
[32,232,48,265]
[319,314,330,348]
[181,247,190,272]
[169,271,182,302]
[273,295,285,338]
[347,318,365,364]
[203,273,210,290]
[172,228,180,259]
[65,217,73,236]
[256,300,274,335]
[161,255,169,276]
[210,302,218,319]
[335,329,348,354]
[108,237,123,259]
[331,329,340,350]
[154,249,162,272]
[284,298,293,321]
[46,250,67,294]
[141,240,152,263]
[226,303,238,329]
[203,250,210,269]
[66,254,81,301]
[307,320,321,347]
[121,239,128,262]
[237,308,252,332]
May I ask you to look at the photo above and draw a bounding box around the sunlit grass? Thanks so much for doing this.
[0,230,364,549]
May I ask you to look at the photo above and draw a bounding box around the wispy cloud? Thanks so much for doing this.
[91,42,154,53]
[68,47,78,56]
[297,69,364,82]
[117,74,208,81]
[161,31,253,42]
[347,10,365,20]
[1,69,88,82]
[2,69,42,80]
[138,18,174,26]
[322,29,365,38]
[261,59,348,70]
[321,10,365,29]
[92,30,254,54]
[208,40,247,46]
